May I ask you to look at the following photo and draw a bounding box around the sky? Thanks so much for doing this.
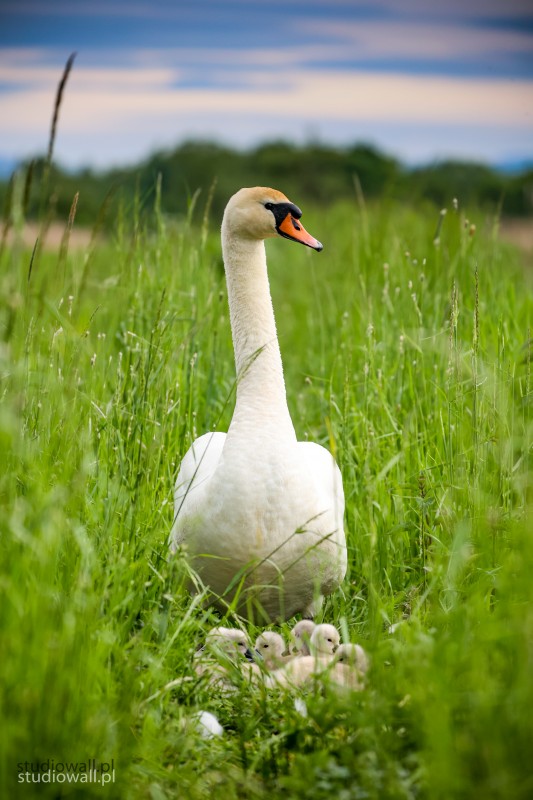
[0,0,532,172]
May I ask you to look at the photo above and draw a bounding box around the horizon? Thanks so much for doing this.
[1,1,533,172]
[1,137,532,182]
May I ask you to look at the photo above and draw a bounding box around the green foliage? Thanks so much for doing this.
[0,178,532,799]
[1,143,531,233]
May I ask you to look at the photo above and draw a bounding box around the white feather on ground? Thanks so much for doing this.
[191,711,224,738]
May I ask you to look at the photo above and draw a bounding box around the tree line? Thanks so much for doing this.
[1,140,532,230]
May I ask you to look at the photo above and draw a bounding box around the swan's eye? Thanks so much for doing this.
[263,643,269,649]
[264,202,274,211]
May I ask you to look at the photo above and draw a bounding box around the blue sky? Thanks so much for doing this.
[0,0,532,170]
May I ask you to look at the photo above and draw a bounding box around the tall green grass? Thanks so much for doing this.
[1,183,532,798]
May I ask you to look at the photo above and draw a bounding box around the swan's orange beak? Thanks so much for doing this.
[278,213,323,251]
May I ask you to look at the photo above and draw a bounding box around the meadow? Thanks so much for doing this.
[1,181,532,799]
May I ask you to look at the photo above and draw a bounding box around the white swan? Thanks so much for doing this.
[333,643,370,676]
[269,658,364,692]
[254,631,293,670]
[266,627,365,693]
[264,623,339,686]
[308,623,340,657]
[289,620,316,655]
[194,626,255,691]
[170,187,347,622]
[201,626,253,659]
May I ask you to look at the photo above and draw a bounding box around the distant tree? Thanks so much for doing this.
[0,142,530,230]
[346,143,401,197]
[408,161,505,211]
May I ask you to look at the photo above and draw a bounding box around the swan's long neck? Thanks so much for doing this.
[222,232,296,439]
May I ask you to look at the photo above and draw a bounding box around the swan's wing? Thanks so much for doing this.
[296,441,345,535]
[295,440,347,594]
[170,431,226,550]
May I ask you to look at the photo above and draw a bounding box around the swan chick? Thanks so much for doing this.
[265,623,342,690]
[309,623,340,657]
[333,643,370,675]
[203,626,254,661]
[254,631,293,670]
[195,627,255,690]
[265,654,363,693]
[290,620,316,655]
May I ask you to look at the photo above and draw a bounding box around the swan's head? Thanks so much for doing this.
[255,631,286,658]
[290,620,316,655]
[205,626,255,661]
[310,623,340,656]
[222,187,323,251]
[333,643,370,674]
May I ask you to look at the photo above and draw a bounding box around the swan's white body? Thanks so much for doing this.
[170,187,347,622]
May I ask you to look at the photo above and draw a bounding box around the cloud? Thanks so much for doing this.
[1,59,531,126]
[1,53,532,168]
[0,61,176,91]
[361,0,533,21]
[3,0,532,20]
[299,19,533,62]
[1,2,532,169]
